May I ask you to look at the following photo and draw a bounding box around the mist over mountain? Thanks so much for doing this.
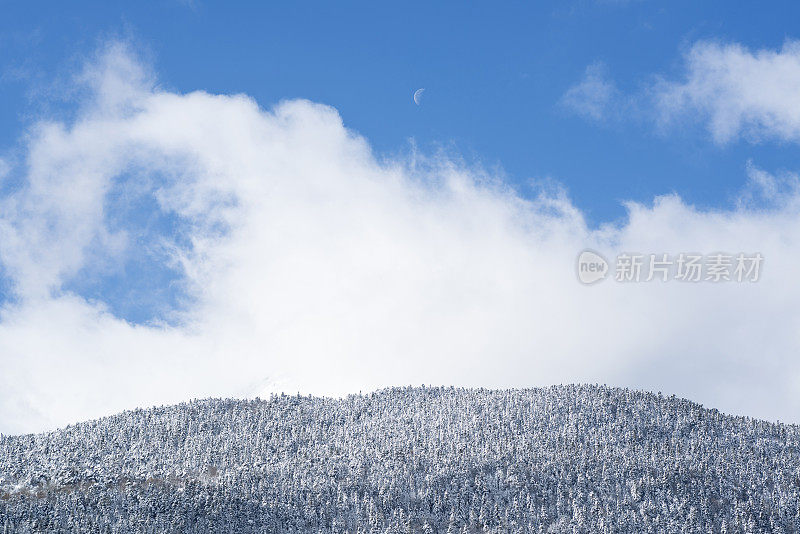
[2,385,798,533]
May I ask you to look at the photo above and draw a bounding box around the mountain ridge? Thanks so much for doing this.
[2,385,799,532]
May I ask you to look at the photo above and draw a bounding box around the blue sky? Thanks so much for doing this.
[5,2,800,432]
[4,1,800,225]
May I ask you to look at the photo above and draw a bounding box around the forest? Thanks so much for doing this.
[1,385,799,533]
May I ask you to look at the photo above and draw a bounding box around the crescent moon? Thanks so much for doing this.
[413,88,425,105]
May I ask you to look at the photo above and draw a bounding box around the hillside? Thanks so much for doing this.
[1,385,799,533]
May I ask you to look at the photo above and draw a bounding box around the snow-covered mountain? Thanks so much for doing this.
[1,385,799,533]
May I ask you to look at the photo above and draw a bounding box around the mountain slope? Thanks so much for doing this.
[1,385,799,533]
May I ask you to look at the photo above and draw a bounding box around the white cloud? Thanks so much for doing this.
[561,62,620,121]
[738,160,800,210]
[3,45,800,433]
[656,40,800,144]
